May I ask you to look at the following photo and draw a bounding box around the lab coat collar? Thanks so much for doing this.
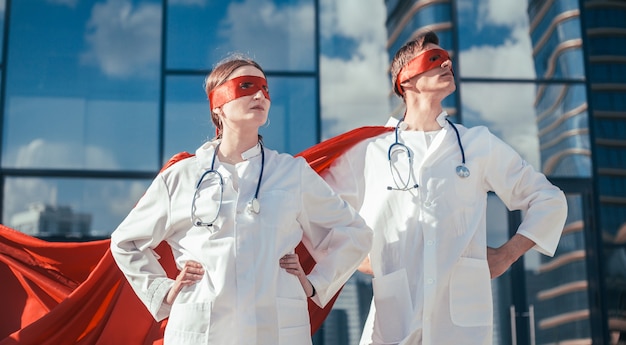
[241,142,263,161]
[385,110,449,130]
[196,141,218,170]
[435,110,449,127]
[197,141,262,163]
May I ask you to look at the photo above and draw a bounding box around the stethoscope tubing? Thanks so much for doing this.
[387,117,469,191]
[191,142,265,227]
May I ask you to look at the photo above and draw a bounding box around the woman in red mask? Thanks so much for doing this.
[110,54,372,345]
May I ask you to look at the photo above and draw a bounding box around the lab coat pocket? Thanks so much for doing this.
[449,257,492,327]
[276,297,311,344]
[371,269,413,343]
[164,301,211,344]
[446,160,478,206]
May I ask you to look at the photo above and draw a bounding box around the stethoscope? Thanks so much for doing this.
[191,142,264,227]
[387,117,469,191]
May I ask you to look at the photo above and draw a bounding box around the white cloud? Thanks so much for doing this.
[13,138,119,170]
[319,0,386,43]
[460,82,541,168]
[481,0,529,27]
[460,25,535,79]
[219,0,314,70]
[319,0,391,138]
[80,0,161,78]
[320,46,391,138]
[4,179,57,226]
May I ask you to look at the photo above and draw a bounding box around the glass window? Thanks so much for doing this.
[164,75,214,161]
[456,0,536,79]
[531,193,592,344]
[460,82,591,177]
[4,177,152,239]
[167,0,315,72]
[460,82,542,168]
[319,0,390,138]
[2,0,162,171]
[260,76,318,155]
[387,3,452,57]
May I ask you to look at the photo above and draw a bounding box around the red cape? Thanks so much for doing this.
[0,126,392,345]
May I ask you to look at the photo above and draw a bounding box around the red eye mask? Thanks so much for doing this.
[396,48,452,95]
[209,75,270,109]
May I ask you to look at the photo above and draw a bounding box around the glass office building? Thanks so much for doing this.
[1,0,624,344]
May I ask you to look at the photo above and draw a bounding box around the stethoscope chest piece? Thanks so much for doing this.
[456,164,470,178]
[248,198,260,214]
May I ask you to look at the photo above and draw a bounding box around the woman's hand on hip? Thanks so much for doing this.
[165,260,204,304]
[280,253,315,298]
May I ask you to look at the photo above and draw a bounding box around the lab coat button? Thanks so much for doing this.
[427,278,434,284]
[427,240,434,245]
[424,201,432,207]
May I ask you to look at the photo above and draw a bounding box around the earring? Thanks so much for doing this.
[263,118,270,128]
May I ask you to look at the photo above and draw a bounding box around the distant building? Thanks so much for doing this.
[10,203,92,238]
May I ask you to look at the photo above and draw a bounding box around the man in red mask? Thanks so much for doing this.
[320,31,568,345]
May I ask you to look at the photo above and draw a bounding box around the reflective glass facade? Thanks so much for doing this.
[1,0,625,344]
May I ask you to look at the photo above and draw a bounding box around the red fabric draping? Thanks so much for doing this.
[0,126,391,344]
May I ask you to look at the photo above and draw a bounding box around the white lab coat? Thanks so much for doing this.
[322,113,567,345]
[110,141,372,345]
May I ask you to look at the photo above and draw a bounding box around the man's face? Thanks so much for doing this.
[399,43,456,97]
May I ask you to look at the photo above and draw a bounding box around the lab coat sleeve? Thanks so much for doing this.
[296,158,373,307]
[110,174,175,321]
[483,130,568,256]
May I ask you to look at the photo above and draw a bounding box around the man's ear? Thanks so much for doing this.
[400,78,416,93]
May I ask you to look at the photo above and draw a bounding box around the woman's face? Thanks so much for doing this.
[216,65,270,133]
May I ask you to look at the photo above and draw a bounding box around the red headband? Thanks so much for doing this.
[209,75,270,109]
[396,48,451,95]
